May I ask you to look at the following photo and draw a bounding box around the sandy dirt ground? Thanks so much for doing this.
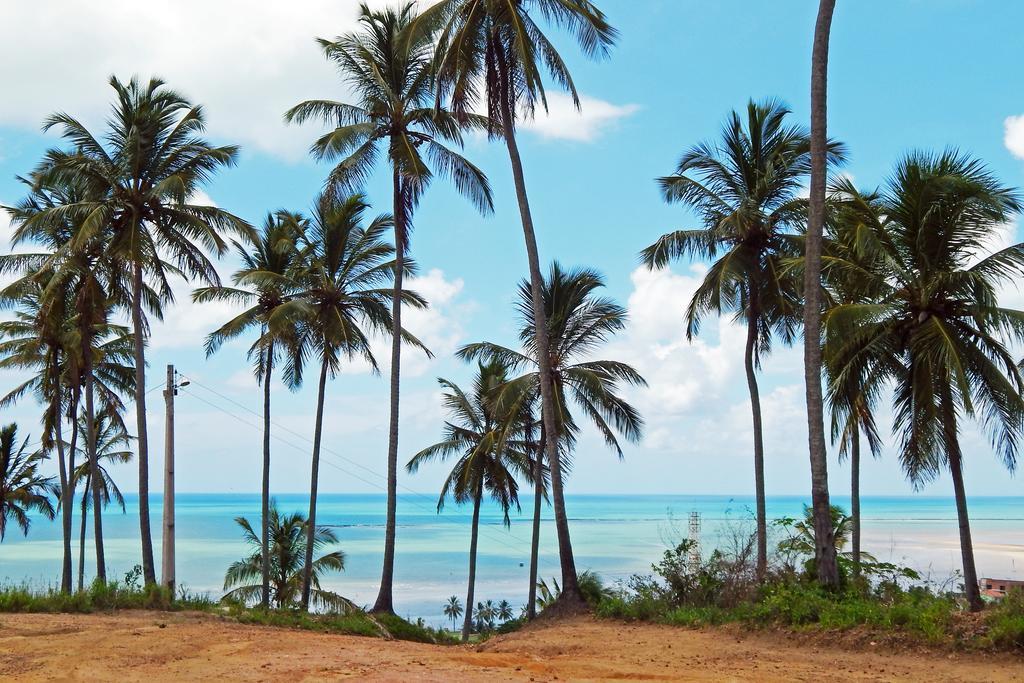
[1,611,1021,682]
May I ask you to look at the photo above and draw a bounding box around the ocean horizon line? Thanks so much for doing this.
[105,491,1024,499]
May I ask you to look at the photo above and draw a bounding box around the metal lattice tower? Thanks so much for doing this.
[688,511,701,566]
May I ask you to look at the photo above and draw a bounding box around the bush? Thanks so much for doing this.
[0,570,212,614]
[375,613,458,644]
[984,588,1024,650]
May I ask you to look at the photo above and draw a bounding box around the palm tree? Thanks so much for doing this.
[459,263,645,615]
[0,423,57,540]
[0,271,74,587]
[407,359,532,641]
[777,504,877,576]
[442,595,463,630]
[286,2,492,614]
[820,179,886,578]
[194,211,304,608]
[223,501,353,612]
[70,410,133,590]
[474,599,497,632]
[417,0,617,606]
[29,76,253,584]
[803,0,841,589]
[496,599,514,623]
[0,264,133,585]
[824,150,1024,611]
[272,193,424,611]
[641,100,846,578]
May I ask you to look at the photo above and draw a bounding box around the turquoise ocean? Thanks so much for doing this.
[2,494,1022,625]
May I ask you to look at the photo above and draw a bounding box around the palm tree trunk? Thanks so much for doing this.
[261,341,274,610]
[942,406,981,611]
[498,90,581,606]
[67,394,81,581]
[52,355,73,594]
[301,356,330,611]
[78,482,88,591]
[850,426,861,579]
[527,421,544,619]
[84,344,105,582]
[462,481,483,642]
[373,169,406,616]
[804,0,840,589]
[744,297,768,579]
[131,262,156,585]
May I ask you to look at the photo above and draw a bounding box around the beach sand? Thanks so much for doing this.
[1,610,1020,682]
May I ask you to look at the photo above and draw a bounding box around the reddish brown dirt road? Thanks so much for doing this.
[1,611,1020,682]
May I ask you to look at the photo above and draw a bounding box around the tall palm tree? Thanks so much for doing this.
[417,0,617,606]
[0,423,57,540]
[223,501,353,612]
[272,193,425,610]
[408,358,531,641]
[824,150,1024,611]
[443,595,463,630]
[194,211,304,608]
[70,410,133,590]
[460,263,645,616]
[641,100,846,578]
[819,179,886,578]
[286,2,492,614]
[28,76,253,583]
[803,0,841,589]
[0,268,135,584]
[0,270,74,587]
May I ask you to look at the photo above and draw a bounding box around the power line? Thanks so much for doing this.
[182,376,536,539]
[176,384,532,556]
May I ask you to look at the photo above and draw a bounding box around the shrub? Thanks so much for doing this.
[984,588,1024,650]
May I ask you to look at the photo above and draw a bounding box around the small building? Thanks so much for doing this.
[979,577,1024,599]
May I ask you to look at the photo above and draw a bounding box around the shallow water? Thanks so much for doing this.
[2,493,1022,625]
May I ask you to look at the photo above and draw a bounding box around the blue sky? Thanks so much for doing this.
[1,0,1023,498]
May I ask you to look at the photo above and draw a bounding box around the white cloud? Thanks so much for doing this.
[338,268,471,377]
[520,92,639,142]
[0,2,630,158]
[605,266,748,450]
[1004,115,1024,160]
[0,1,407,161]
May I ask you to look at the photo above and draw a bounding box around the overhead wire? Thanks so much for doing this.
[175,381,535,556]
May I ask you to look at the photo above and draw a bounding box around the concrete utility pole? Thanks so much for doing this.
[162,365,189,593]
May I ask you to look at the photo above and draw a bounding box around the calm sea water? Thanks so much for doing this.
[2,493,1022,625]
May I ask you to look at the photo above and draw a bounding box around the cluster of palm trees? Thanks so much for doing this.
[642,103,1024,611]
[2,0,1019,624]
[0,74,247,592]
[410,263,644,639]
[0,0,618,617]
[441,595,514,634]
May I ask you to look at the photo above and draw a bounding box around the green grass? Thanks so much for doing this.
[598,582,1024,652]
[226,606,383,639]
[375,613,458,644]
[0,582,456,645]
[0,581,213,613]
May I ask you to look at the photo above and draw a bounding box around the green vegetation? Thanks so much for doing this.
[0,423,56,539]
[222,502,353,613]
[2,0,1023,647]
[591,514,1024,652]
[0,569,212,613]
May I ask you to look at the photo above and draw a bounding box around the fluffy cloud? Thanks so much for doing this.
[520,92,640,142]
[1004,115,1024,160]
[0,2,635,158]
[605,265,749,450]
[337,268,471,377]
